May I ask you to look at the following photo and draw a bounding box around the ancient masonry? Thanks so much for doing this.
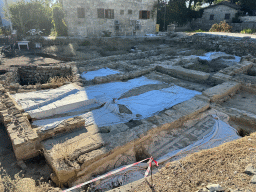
[0,33,256,187]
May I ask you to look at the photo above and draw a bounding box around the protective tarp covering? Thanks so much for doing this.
[13,77,161,119]
[117,85,201,118]
[157,115,241,163]
[33,103,136,131]
[33,85,201,131]
[13,76,201,131]
[80,68,120,80]
[198,52,241,63]
[13,84,80,111]
[92,115,240,191]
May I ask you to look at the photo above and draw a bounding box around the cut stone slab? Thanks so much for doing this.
[171,96,210,120]
[219,61,253,76]
[42,128,105,183]
[156,65,210,82]
[203,81,241,102]
[37,116,85,141]
[211,72,232,84]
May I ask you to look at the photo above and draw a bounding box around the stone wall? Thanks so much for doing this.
[192,21,256,32]
[18,65,73,85]
[201,5,238,24]
[62,0,157,37]
[170,33,256,57]
[240,16,256,23]
[0,85,40,160]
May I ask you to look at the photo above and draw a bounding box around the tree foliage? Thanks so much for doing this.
[52,3,68,36]
[157,0,256,31]
[209,0,256,12]
[7,0,52,35]
[157,0,205,30]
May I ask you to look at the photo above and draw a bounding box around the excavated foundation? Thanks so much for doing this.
[1,35,256,190]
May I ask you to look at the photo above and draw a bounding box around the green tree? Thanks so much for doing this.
[52,3,68,36]
[6,0,52,36]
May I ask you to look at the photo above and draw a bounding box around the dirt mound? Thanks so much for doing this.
[133,133,256,192]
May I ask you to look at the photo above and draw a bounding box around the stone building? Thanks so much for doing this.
[61,0,158,37]
[193,2,241,30]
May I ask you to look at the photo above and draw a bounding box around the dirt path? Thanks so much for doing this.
[0,50,62,71]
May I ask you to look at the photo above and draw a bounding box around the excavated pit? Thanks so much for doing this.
[18,65,73,85]
[1,35,256,191]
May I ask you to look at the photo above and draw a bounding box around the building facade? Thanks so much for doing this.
[62,0,157,37]
[192,2,241,31]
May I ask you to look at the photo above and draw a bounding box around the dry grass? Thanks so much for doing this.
[47,76,73,84]
[133,133,256,192]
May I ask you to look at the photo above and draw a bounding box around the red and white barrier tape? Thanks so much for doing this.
[62,157,158,192]
[144,157,159,178]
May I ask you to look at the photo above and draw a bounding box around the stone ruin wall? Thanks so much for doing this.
[18,65,73,85]
[169,33,256,57]
[0,64,79,94]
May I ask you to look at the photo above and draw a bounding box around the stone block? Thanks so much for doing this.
[38,116,85,141]
[172,96,210,120]
[157,66,210,82]
[203,81,241,102]
[211,73,232,84]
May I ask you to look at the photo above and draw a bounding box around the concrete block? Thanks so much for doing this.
[203,81,241,102]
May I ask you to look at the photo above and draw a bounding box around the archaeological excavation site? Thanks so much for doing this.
[0,32,256,192]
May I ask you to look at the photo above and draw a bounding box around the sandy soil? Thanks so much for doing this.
[0,50,62,71]
[0,123,61,191]
[132,132,256,192]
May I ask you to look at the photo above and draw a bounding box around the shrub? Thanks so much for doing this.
[209,21,232,32]
[194,29,206,32]
[240,28,256,34]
